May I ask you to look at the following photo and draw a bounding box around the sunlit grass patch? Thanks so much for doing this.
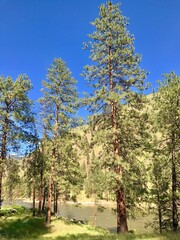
[0,211,179,240]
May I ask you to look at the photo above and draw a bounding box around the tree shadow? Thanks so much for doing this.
[0,216,50,239]
[54,232,180,240]
[54,233,137,240]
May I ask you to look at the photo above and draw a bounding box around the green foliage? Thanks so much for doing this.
[39,58,79,136]
[23,143,43,195]
[148,148,172,231]
[38,58,83,215]
[0,205,29,217]
[53,132,84,199]
[39,57,82,196]
[82,1,148,223]
[79,123,107,200]
[0,2,179,237]
[149,71,180,232]
[0,74,35,206]
[83,2,146,112]
[0,74,35,153]
[4,157,21,201]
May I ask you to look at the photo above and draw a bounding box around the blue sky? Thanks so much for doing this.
[0,0,180,115]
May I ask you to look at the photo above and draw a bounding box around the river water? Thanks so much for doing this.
[6,199,153,233]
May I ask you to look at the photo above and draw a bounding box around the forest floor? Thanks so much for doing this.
[0,206,180,240]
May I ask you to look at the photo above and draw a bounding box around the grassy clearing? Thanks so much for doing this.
[0,206,179,240]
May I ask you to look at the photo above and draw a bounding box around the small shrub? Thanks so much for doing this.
[0,205,30,218]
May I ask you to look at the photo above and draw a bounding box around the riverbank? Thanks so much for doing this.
[3,199,153,234]
[10,197,116,207]
[0,206,179,240]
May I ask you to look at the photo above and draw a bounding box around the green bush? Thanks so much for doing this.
[0,205,29,217]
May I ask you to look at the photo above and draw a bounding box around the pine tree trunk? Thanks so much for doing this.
[42,186,46,212]
[54,184,58,214]
[56,189,59,213]
[94,196,97,226]
[46,135,56,224]
[38,168,43,216]
[108,44,128,233]
[157,187,162,233]
[39,140,45,216]
[46,170,53,225]
[85,150,90,194]
[0,114,8,209]
[116,188,128,233]
[50,106,59,218]
[9,185,13,204]
[172,136,178,231]
[0,171,3,209]
[32,182,36,217]
[112,102,128,233]
[111,101,129,233]
[53,184,56,213]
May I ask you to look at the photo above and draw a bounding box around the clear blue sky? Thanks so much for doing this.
[0,0,180,115]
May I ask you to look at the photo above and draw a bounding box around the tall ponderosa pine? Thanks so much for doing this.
[151,72,180,231]
[0,75,34,208]
[83,2,147,232]
[39,58,79,224]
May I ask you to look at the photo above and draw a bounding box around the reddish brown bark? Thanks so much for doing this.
[38,168,43,216]
[108,43,128,233]
[157,186,162,233]
[172,135,178,231]
[116,188,128,233]
[54,184,58,214]
[32,182,36,217]
[0,113,9,209]
[42,186,46,212]
[46,106,59,224]
[94,197,97,226]
[38,142,44,217]
[46,168,53,225]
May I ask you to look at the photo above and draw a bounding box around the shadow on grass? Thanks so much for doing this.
[54,232,180,240]
[0,216,50,239]
[54,234,132,240]
[0,216,179,240]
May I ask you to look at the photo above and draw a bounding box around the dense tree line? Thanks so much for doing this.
[0,1,179,234]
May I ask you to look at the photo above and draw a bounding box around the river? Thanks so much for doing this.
[5,199,153,233]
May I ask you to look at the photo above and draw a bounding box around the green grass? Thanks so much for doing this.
[0,207,179,240]
[0,216,48,239]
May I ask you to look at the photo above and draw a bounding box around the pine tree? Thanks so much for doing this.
[37,139,46,216]
[53,132,84,203]
[80,122,107,226]
[4,156,21,203]
[23,139,43,217]
[149,145,172,233]
[151,72,180,231]
[0,74,35,208]
[83,2,147,232]
[39,58,80,224]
